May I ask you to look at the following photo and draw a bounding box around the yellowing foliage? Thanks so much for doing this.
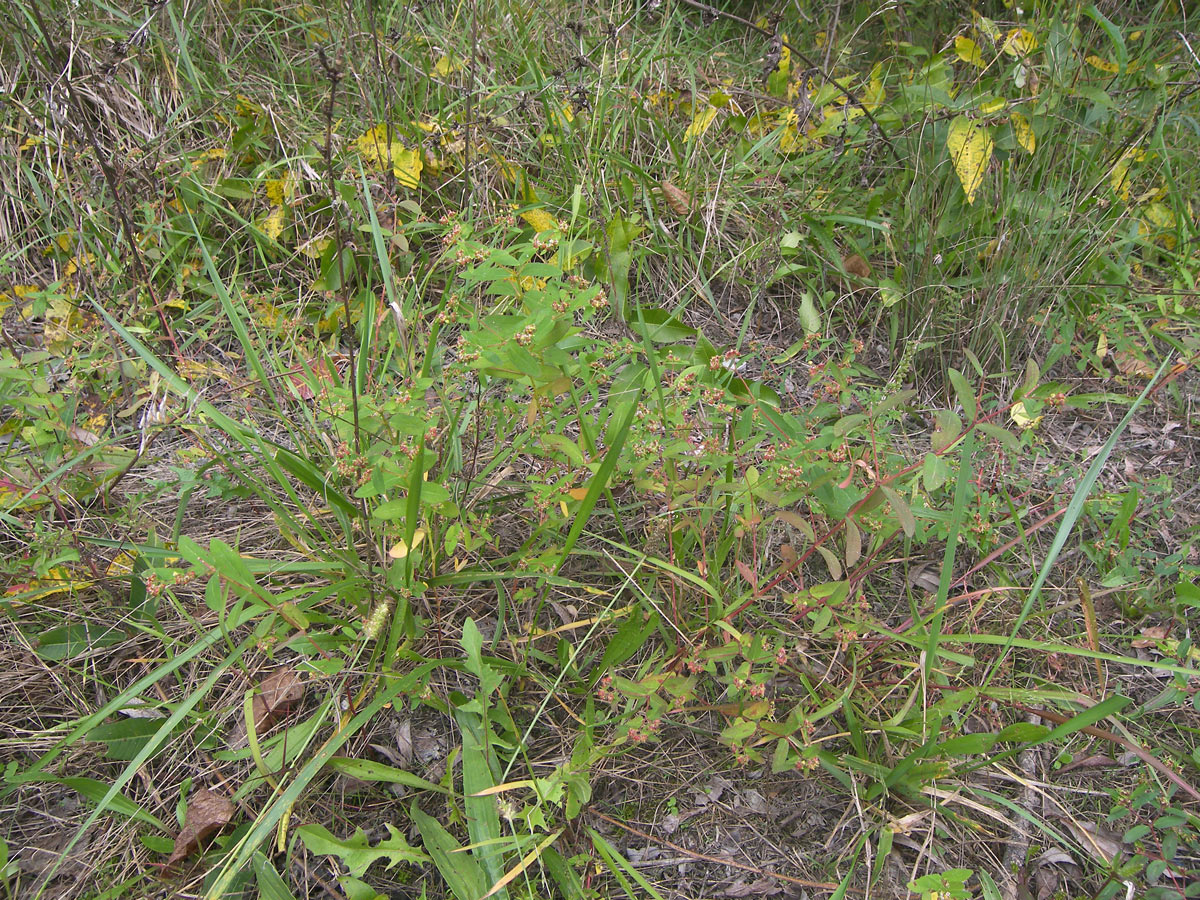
[1010,112,1035,154]
[954,35,986,68]
[355,125,423,189]
[946,116,993,206]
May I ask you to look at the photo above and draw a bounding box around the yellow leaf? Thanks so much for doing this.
[388,528,426,559]
[265,171,295,205]
[1096,331,1108,360]
[1110,147,1143,202]
[297,236,331,259]
[946,116,993,206]
[1009,400,1042,430]
[1002,28,1038,58]
[955,35,986,68]
[1141,202,1177,249]
[979,96,1007,114]
[1010,112,1035,154]
[520,208,559,234]
[1086,55,1119,74]
[235,94,260,117]
[355,125,424,189]
[260,206,287,240]
[685,105,719,141]
[106,552,137,576]
[430,54,463,77]
[863,65,885,111]
[779,115,808,153]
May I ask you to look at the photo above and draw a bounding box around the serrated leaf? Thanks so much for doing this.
[954,35,985,68]
[946,116,993,206]
[297,824,429,879]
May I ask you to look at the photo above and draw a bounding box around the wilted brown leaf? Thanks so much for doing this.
[1131,625,1169,648]
[660,181,691,217]
[167,789,234,867]
[1111,349,1154,378]
[842,254,872,280]
[253,668,305,733]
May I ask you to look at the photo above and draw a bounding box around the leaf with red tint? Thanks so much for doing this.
[167,789,235,867]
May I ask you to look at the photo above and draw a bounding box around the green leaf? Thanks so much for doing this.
[606,215,643,311]
[325,757,450,794]
[931,410,963,454]
[34,622,126,662]
[87,718,173,761]
[411,802,488,900]
[798,292,821,334]
[253,851,299,900]
[879,486,916,538]
[947,368,977,422]
[629,307,695,343]
[457,712,506,892]
[296,824,429,879]
[590,610,654,687]
[55,777,168,831]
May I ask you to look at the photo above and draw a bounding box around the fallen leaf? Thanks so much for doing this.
[253,668,305,733]
[842,254,872,280]
[1111,350,1154,379]
[1057,754,1117,773]
[167,789,235,867]
[1131,624,1169,648]
[660,181,691,217]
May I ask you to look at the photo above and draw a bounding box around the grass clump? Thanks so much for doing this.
[1,1,1199,899]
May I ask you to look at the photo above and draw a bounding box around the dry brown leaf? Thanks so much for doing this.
[167,789,235,867]
[1057,818,1124,865]
[1111,349,1154,378]
[660,180,691,217]
[1131,624,1169,648]
[253,668,305,733]
[842,254,872,280]
[1057,753,1118,773]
